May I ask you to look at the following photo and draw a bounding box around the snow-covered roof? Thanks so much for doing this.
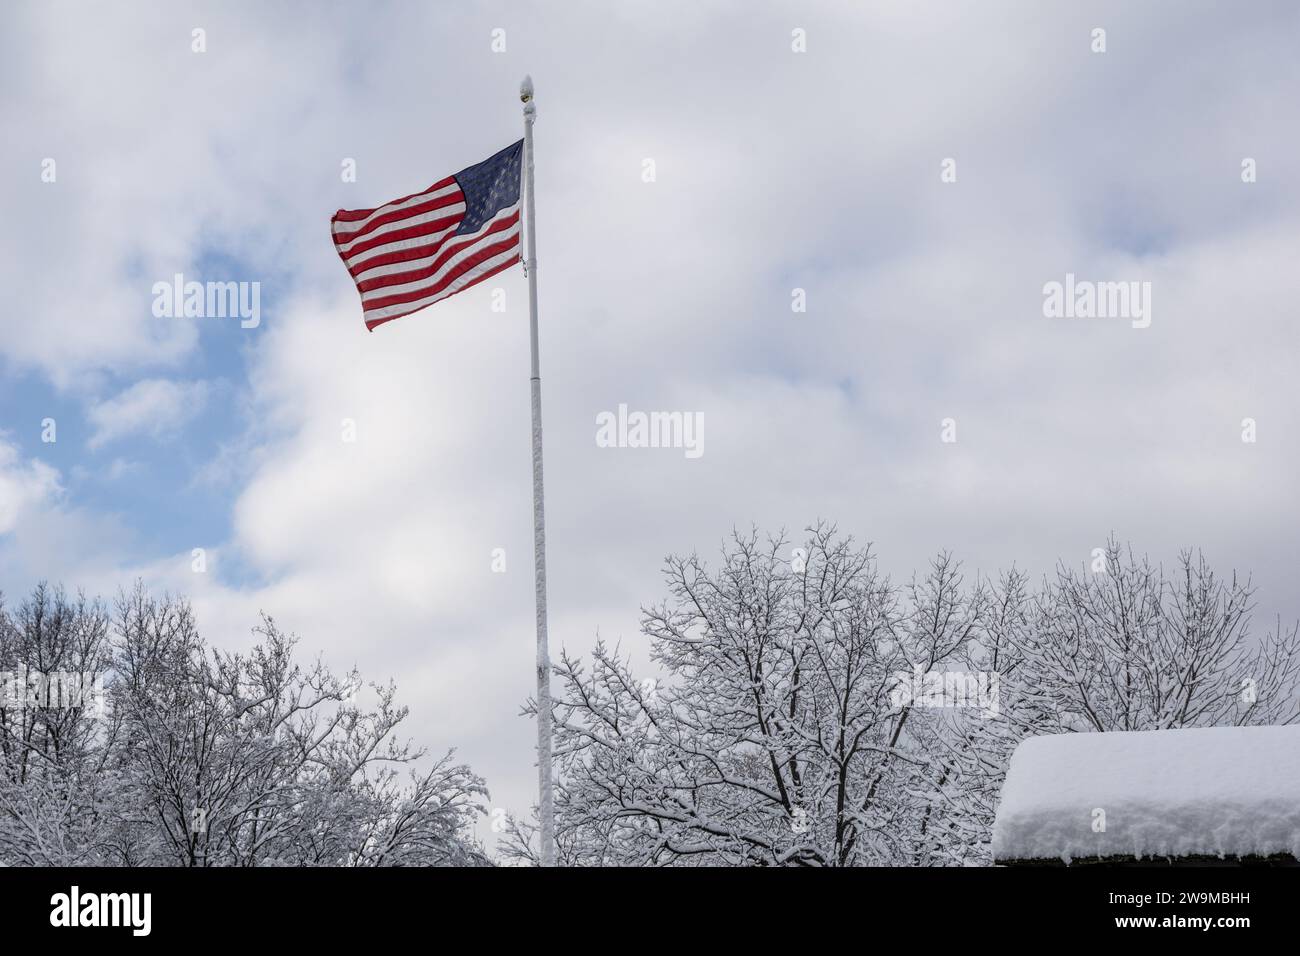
[992,726,1300,864]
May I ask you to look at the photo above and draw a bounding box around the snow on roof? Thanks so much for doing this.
[992,725,1300,864]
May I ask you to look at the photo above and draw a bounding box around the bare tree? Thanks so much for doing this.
[506,529,1300,867]
[927,539,1300,865]
[0,585,112,865]
[508,524,982,866]
[0,583,488,866]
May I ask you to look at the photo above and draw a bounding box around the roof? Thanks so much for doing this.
[992,725,1300,864]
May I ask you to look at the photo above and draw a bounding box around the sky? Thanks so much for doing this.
[2,0,1299,843]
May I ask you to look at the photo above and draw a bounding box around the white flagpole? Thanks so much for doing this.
[520,74,555,867]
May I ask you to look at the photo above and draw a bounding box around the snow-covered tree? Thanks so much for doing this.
[506,529,1300,867]
[914,539,1300,865]
[0,583,488,866]
[506,524,984,865]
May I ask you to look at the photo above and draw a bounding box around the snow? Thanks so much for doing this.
[992,726,1300,864]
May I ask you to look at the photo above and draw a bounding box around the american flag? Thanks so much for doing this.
[331,140,523,331]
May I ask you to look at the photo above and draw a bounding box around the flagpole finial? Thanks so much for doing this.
[520,75,534,103]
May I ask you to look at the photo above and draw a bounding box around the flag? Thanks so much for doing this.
[331,140,523,331]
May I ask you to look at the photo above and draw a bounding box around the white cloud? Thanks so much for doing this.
[0,440,61,536]
[86,378,209,450]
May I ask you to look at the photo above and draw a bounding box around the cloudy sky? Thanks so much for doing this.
[2,0,1298,837]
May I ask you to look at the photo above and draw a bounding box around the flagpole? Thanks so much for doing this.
[520,74,555,868]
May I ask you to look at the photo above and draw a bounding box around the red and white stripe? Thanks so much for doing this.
[331,177,521,331]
